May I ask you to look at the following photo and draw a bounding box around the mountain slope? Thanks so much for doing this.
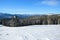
[0,13,13,19]
[0,13,31,19]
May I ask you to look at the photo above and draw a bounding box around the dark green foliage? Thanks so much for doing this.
[0,15,60,27]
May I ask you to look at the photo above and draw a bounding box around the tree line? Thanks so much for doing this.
[0,15,60,27]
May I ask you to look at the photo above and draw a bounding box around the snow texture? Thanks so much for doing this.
[0,25,60,40]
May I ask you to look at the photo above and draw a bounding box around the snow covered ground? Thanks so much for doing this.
[0,25,60,40]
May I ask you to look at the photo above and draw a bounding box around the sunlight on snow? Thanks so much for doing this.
[0,25,60,40]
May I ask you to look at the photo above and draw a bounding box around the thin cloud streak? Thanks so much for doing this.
[36,0,60,6]
[42,0,59,6]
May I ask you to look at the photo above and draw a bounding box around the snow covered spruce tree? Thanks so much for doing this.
[8,15,20,27]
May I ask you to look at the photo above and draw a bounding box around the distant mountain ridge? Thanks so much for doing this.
[0,13,31,19]
[0,13,13,19]
[0,13,60,19]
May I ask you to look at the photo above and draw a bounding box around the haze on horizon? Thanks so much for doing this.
[0,0,60,15]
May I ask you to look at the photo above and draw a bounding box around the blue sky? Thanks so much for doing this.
[0,0,60,14]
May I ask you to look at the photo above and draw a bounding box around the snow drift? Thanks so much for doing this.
[0,25,60,40]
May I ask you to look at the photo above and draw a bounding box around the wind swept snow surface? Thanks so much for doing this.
[0,25,60,40]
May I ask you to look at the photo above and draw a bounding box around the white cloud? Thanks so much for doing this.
[41,0,59,6]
